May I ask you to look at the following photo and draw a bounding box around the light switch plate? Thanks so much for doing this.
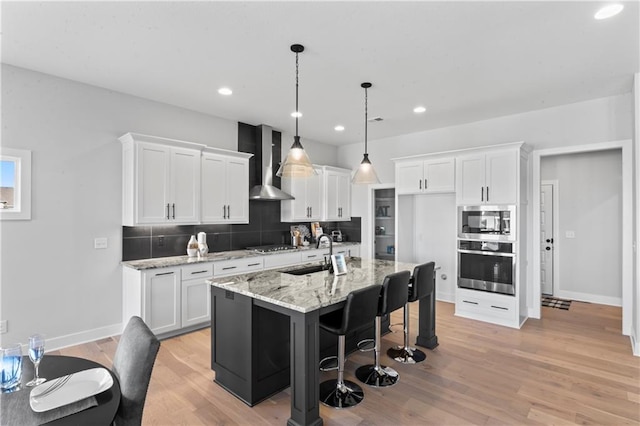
[94,237,108,249]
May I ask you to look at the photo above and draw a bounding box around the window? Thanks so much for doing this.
[0,148,31,220]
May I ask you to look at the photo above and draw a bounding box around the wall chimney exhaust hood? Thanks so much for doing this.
[249,125,294,201]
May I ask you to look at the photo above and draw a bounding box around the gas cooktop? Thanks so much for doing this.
[246,244,298,253]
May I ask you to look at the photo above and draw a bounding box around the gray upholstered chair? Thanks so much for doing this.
[112,316,160,426]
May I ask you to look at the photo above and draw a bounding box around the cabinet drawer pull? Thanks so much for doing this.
[155,271,174,276]
[190,270,209,275]
[490,305,508,311]
[307,255,317,258]
[247,263,261,267]
[222,266,237,270]
[463,300,478,305]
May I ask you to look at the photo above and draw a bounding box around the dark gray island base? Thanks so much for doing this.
[208,258,437,426]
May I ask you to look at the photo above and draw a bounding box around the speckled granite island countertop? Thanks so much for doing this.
[206,257,417,313]
[121,242,361,270]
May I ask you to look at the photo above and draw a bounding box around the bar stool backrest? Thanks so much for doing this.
[409,262,435,302]
[379,270,411,316]
[338,285,382,335]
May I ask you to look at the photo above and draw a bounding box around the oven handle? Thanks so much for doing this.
[457,249,515,257]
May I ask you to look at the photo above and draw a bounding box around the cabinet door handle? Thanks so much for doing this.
[310,206,313,217]
[172,203,176,219]
[227,205,230,219]
[463,300,478,305]
[419,180,422,190]
[486,186,489,202]
[424,179,427,189]
[166,204,170,220]
[481,187,484,202]
[155,271,174,276]
[222,266,237,271]
[223,205,227,219]
[247,262,261,267]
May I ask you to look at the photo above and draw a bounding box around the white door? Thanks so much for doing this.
[306,173,322,220]
[455,154,485,205]
[324,172,340,220]
[336,173,351,219]
[423,158,455,193]
[137,143,171,223]
[540,183,554,295]
[485,150,518,204]
[396,161,424,194]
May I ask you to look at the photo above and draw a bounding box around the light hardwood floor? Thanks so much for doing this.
[53,301,640,425]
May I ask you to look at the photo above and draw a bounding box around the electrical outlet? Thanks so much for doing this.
[94,237,108,249]
[0,320,7,334]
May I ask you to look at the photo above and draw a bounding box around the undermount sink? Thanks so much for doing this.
[282,264,330,276]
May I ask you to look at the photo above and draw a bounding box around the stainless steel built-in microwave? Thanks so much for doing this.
[458,205,516,241]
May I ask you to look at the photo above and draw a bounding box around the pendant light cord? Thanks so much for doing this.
[295,51,299,138]
[364,85,368,155]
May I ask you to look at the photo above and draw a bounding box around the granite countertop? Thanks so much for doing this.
[121,242,361,270]
[207,257,416,313]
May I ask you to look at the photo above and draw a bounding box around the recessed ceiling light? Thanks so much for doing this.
[413,106,427,113]
[291,111,302,118]
[594,4,624,20]
[218,87,232,96]
[334,125,345,132]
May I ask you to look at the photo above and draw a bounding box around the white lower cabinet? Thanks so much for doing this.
[180,264,213,328]
[123,264,213,336]
[455,288,517,328]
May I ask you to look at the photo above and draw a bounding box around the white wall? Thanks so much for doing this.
[342,94,633,298]
[0,64,337,349]
[541,150,622,305]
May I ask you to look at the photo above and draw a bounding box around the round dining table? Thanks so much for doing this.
[1,355,120,425]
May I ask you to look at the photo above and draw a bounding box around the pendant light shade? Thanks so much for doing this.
[276,44,316,178]
[352,82,380,185]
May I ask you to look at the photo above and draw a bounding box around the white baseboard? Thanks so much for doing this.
[631,330,640,357]
[46,323,124,352]
[555,290,621,307]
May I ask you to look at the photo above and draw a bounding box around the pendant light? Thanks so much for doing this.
[352,82,380,184]
[276,44,316,178]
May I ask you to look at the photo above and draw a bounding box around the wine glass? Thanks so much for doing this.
[26,334,46,386]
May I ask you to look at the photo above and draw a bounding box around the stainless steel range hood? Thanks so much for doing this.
[249,125,294,201]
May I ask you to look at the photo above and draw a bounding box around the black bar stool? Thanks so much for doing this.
[318,284,381,408]
[387,262,435,364]
[355,270,411,387]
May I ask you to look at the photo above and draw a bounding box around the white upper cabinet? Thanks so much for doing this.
[201,151,250,223]
[119,133,252,226]
[456,150,517,205]
[323,167,351,221]
[127,141,200,225]
[281,167,322,222]
[396,157,454,195]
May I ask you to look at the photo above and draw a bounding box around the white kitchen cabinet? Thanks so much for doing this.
[180,263,213,328]
[323,166,351,221]
[455,288,518,328]
[280,167,322,222]
[122,139,201,225]
[456,150,517,205]
[201,151,251,224]
[142,267,182,335]
[213,257,264,277]
[396,157,454,195]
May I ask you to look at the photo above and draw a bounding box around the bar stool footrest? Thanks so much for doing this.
[356,338,375,352]
[319,356,339,371]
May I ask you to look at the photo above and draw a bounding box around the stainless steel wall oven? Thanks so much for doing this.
[457,240,516,296]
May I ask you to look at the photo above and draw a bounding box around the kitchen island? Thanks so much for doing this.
[207,257,437,426]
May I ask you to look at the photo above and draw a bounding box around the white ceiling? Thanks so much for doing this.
[2,1,638,146]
